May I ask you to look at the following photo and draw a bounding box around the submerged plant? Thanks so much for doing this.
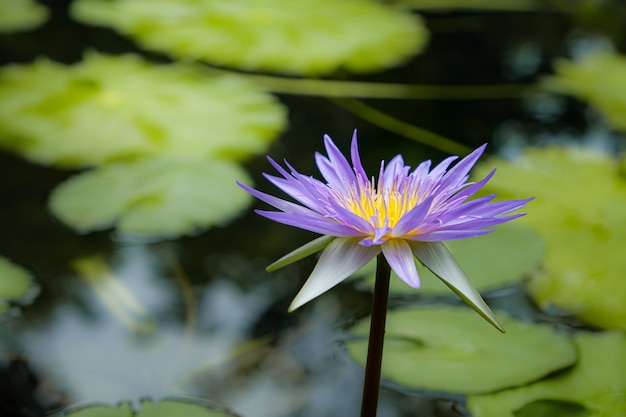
[239,131,532,416]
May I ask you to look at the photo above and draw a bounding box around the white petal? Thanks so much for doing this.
[381,240,420,287]
[267,235,335,272]
[289,237,380,311]
[409,241,504,332]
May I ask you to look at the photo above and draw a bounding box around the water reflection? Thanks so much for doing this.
[1,243,365,416]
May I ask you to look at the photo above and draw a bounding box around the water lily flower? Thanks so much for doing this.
[238,131,532,329]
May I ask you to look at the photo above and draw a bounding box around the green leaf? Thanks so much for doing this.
[355,223,544,296]
[0,256,36,315]
[512,399,590,417]
[467,331,626,417]
[391,0,537,11]
[0,0,49,32]
[53,399,238,417]
[56,402,133,417]
[266,235,335,272]
[345,306,577,394]
[0,52,287,168]
[71,0,429,76]
[544,52,626,133]
[474,146,626,331]
[49,158,253,239]
[137,399,236,417]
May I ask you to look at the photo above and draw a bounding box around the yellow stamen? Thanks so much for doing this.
[342,180,420,229]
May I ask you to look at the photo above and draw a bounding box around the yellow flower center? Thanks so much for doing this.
[342,181,421,229]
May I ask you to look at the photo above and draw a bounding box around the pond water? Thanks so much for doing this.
[1,2,626,417]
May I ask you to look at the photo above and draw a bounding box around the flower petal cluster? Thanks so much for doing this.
[238,131,532,330]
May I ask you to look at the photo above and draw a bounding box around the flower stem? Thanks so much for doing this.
[359,253,391,417]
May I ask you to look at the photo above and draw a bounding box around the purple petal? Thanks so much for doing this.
[382,240,420,287]
[446,198,532,221]
[237,181,319,216]
[439,144,487,190]
[267,156,293,179]
[289,238,380,311]
[326,199,375,234]
[350,130,368,180]
[262,174,325,212]
[315,152,347,193]
[435,195,497,221]
[380,155,406,190]
[411,159,432,181]
[256,210,362,237]
[322,134,356,186]
[411,229,494,241]
[444,213,527,230]
[457,168,496,199]
[391,196,433,237]
[426,155,458,184]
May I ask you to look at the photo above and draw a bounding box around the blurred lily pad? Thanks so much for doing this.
[0,256,36,315]
[71,0,428,76]
[0,52,287,168]
[544,52,626,133]
[467,331,626,417]
[355,222,544,296]
[55,398,239,417]
[49,158,253,239]
[345,306,576,394]
[0,0,49,32]
[475,146,626,330]
[391,0,536,11]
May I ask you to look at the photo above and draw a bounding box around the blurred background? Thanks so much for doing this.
[1,1,625,416]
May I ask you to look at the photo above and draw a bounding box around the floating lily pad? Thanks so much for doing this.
[54,399,239,417]
[345,306,576,394]
[544,52,626,133]
[467,331,626,417]
[71,0,428,76]
[475,146,626,331]
[0,256,36,315]
[0,52,287,168]
[49,158,253,238]
[391,0,536,11]
[354,222,544,296]
[0,0,49,32]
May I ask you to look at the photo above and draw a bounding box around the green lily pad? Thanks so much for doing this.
[354,222,544,296]
[544,52,626,133]
[512,399,591,417]
[0,256,36,314]
[345,306,576,394]
[474,146,626,331]
[54,399,239,417]
[71,0,428,76]
[391,0,536,11]
[467,331,626,417]
[0,0,49,32]
[0,52,287,168]
[49,158,253,239]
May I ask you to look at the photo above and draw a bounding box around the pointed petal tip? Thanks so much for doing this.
[287,295,312,312]
[410,241,504,332]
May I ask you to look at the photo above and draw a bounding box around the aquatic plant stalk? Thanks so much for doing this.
[360,253,391,417]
